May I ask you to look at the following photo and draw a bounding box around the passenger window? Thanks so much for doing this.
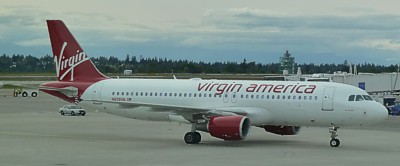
[348,95,355,101]
[251,95,254,99]
[131,92,134,96]
[233,94,236,98]
[266,95,269,99]
[277,95,280,99]
[145,92,148,96]
[179,93,182,97]
[184,93,187,97]
[112,92,115,95]
[225,94,228,98]
[309,96,312,100]
[121,92,124,95]
[356,95,364,101]
[363,95,373,101]
[256,95,259,99]
[304,96,307,100]
[282,95,285,99]
[315,96,318,100]
[288,95,291,99]
[174,93,177,97]
[189,93,192,97]
[169,93,172,96]
[293,96,296,100]
[209,94,212,97]
[241,94,244,98]
[261,95,264,99]
[246,94,249,99]
[140,92,143,96]
[164,93,167,96]
[126,92,129,96]
[150,92,152,96]
[194,93,197,97]
[155,93,157,96]
[272,95,275,99]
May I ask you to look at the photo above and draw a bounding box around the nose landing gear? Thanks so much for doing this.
[329,124,340,147]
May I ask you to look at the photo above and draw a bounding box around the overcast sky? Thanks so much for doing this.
[1,0,400,65]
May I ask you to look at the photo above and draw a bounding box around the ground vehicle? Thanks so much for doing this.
[389,102,400,116]
[59,105,86,116]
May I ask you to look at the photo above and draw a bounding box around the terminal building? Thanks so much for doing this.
[268,51,400,106]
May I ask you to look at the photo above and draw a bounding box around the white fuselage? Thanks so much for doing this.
[80,79,387,127]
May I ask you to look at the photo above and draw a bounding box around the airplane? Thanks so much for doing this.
[39,20,388,147]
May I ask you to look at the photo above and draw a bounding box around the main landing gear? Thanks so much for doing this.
[184,123,201,144]
[329,123,340,147]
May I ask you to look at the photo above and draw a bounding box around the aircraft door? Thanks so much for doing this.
[223,93,229,103]
[93,83,104,104]
[231,93,237,103]
[322,87,335,111]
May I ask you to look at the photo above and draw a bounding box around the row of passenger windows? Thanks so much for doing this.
[348,95,373,101]
[111,91,318,101]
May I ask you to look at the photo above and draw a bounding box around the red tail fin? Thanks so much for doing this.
[47,20,107,82]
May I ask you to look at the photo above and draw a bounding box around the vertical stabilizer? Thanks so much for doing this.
[47,20,107,82]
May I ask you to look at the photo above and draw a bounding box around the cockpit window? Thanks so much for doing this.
[363,95,373,101]
[349,94,373,102]
[348,95,355,101]
[355,95,364,101]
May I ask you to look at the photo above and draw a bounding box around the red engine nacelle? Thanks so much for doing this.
[208,116,251,140]
[263,125,301,135]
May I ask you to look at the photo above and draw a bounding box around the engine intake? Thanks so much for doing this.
[263,125,301,135]
[207,116,251,140]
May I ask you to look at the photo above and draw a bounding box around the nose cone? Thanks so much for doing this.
[368,102,388,124]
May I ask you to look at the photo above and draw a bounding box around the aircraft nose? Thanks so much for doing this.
[370,102,388,123]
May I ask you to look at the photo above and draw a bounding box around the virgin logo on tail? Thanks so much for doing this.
[54,42,89,81]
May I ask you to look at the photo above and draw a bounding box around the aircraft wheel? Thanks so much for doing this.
[194,132,201,144]
[184,132,200,144]
[330,139,340,147]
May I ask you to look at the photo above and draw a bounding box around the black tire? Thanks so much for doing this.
[71,111,75,116]
[194,132,201,144]
[330,139,341,147]
[60,111,65,115]
[184,132,197,144]
[81,112,86,116]
[31,92,37,97]
[22,91,28,97]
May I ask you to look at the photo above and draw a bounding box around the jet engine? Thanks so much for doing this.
[198,115,251,140]
[262,125,301,135]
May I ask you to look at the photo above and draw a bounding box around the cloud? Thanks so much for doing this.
[1,4,400,65]
[16,38,49,46]
[355,39,400,50]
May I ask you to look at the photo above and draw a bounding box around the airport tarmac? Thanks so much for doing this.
[1,90,400,166]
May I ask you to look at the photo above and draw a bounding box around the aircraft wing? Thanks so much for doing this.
[102,100,272,125]
[39,85,78,97]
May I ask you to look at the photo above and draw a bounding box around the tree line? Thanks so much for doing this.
[0,54,398,74]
